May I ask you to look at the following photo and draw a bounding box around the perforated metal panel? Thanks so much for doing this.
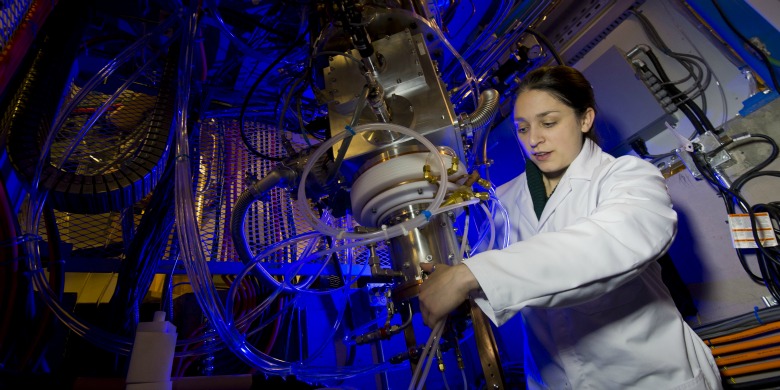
[22,116,392,292]
[0,0,33,50]
[538,0,645,65]
[205,118,392,271]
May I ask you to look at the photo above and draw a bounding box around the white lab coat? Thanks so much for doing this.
[464,139,722,389]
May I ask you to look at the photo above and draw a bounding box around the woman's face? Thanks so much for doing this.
[513,89,594,180]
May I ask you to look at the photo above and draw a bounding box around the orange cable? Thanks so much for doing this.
[721,358,780,377]
[715,345,780,367]
[705,321,780,346]
[710,333,780,355]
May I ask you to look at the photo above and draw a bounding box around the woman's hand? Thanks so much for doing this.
[418,263,480,328]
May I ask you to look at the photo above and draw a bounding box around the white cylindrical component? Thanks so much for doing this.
[126,311,178,390]
[350,151,465,227]
[296,122,448,241]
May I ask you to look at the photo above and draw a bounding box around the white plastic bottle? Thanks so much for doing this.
[126,311,178,390]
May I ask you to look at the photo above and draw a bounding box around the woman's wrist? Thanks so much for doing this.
[456,263,481,294]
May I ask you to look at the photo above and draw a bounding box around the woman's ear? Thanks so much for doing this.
[580,107,595,134]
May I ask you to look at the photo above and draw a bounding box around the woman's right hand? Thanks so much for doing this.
[418,263,479,328]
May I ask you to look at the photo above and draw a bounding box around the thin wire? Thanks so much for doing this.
[710,0,779,92]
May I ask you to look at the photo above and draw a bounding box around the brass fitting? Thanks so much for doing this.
[476,177,492,190]
[447,156,460,175]
[441,186,471,207]
[462,170,492,190]
[475,192,490,201]
[436,348,445,372]
[423,164,438,184]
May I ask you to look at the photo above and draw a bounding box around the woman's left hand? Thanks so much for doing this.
[418,263,479,328]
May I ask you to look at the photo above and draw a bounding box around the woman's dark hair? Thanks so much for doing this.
[516,65,599,144]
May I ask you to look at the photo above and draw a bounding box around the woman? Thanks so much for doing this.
[418,66,721,389]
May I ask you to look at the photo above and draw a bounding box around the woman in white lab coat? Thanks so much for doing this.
[418,66,722,389]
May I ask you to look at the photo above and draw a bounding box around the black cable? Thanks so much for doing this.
[630,137,676,162]
[632,61,705,136]
[714,181,764,284]
[239,43,301,162]
[678,95,707,136]
[724,134,780,290]
[630,9,712,102]
[758,251,780,302]
[276,72,310,149]
[729,134,779,190]
[642,48,715,133]
[711,0,780,92]
[691,142,780,297]
[525,27,564,66]
[630,9,718,136]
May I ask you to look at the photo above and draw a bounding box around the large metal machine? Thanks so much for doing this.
[0,1,551,388]
[216,1,520,387]
[2,0,779,389]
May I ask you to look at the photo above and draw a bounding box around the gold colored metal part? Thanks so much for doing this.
[423,164,438,184]
[477,177,492,189]
[469,299,506,389]
[447,156,460,175]
[440,185,489,206]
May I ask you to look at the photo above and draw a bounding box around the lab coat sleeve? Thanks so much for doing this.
[464,157,677,325]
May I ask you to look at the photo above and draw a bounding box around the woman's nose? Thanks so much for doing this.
[529,129,543,148]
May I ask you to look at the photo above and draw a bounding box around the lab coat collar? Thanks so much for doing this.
[563,138,603,180]
[536,138,601,227]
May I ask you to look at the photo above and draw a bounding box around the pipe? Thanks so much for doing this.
[230,166,298,267]
[459,89,499,171]
[466,89,500,132]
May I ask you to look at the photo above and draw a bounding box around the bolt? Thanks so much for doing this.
[426,255,433,261]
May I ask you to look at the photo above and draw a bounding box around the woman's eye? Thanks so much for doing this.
[542,122,556,128]
[516,126,528,134]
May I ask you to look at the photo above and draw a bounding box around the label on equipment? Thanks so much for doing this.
[728,212,778,248]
